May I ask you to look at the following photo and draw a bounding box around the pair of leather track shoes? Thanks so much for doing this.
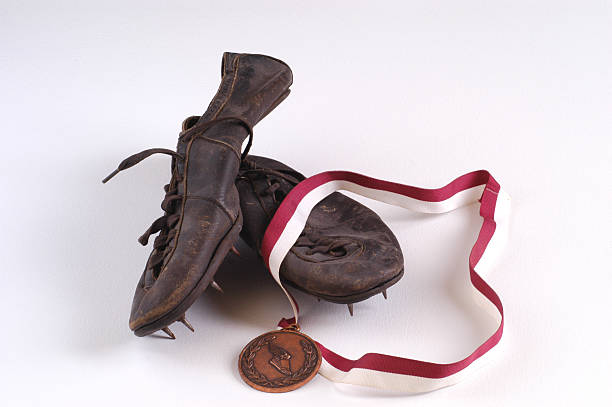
[104,53,404,338]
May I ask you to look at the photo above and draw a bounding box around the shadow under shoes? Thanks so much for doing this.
[235,155,405,315]
[103,53,292,338]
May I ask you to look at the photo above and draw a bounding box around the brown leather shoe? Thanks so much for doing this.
[103,53,292,337]
[235,156,404,314]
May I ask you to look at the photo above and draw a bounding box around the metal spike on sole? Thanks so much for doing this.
[178,316,194,332]
[347,303,354,316]
[231,245,241,256]
[382,289,388,300]
[161,327,176,339]
[211,280,224,294]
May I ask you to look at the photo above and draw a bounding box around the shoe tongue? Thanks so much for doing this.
[173,116,198,184]
[176,137,188,175]
[177,115,200,161]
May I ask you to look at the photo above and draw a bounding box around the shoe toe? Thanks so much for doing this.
[280,192,404,302]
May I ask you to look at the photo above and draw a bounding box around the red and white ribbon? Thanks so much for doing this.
[260,170,510,392]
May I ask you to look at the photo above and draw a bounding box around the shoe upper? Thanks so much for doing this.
[236,155,404,301]
[105,53,293,336]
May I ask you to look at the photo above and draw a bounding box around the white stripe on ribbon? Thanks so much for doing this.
[260,170,510,392]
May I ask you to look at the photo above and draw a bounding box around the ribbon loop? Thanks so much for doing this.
[260,170,510,392]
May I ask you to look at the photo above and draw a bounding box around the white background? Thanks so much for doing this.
[1,1,610,405]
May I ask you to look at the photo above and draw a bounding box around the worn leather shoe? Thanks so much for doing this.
[235,155,404,314]
[103,53,292,337]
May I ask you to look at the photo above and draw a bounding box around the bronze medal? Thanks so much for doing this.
[238,327,322,392]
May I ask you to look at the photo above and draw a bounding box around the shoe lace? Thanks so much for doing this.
[239,162,353,257]
[103,117,252,277]
[294,233,354,257]
[239,163,303,204]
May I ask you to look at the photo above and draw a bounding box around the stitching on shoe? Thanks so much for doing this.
[184,195,237,223]
[212,55,241,121]
[196,135,241,161]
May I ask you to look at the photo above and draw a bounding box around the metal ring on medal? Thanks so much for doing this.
[238,329,322,392]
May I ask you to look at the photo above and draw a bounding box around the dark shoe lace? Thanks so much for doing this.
[239,161,354,258]
[238,162,303,205]
[294,234,355,257]
[103,117,252,278]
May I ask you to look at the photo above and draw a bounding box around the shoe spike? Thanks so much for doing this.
[161,327,176,340]
[347,303,354,316]
[382,289,388,300]
[211,280,224,294]
[231,245,241,256]
[178,316,194,332]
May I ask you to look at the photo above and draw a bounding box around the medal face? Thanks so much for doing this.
[239,329,322,393]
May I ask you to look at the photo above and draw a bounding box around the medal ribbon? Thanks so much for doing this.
[260,170,510,392]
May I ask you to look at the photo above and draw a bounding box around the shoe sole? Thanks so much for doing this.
[281,267,404,304]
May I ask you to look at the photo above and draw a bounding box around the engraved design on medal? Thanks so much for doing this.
[239,330,321,392]
[267,342,293,375]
